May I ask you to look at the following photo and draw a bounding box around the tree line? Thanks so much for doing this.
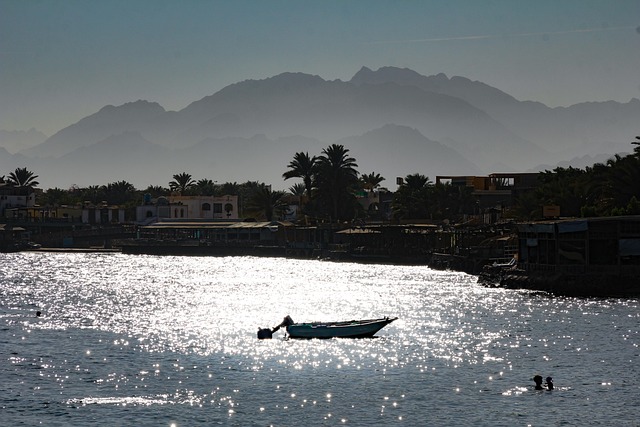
[2,138,639,223]
[510,137,640,219]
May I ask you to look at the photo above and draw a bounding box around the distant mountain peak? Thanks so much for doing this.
[0,128,48,154]
[351,66,449,86]
[223,72,326,92]
[363,123,428,140]
[13,67,638,189]
[97,100,165,115]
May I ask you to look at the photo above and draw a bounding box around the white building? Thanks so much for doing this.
[0,183,36,218]
[136,194,239,224]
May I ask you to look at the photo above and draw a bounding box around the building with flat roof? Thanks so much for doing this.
[136,194,239,224]
[436,173,539,210]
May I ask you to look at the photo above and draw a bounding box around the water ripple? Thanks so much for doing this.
[2,252,639,425]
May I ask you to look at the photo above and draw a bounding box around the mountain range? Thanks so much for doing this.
[1,66,638,190]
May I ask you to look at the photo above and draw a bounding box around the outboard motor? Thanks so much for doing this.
[257,315,295,339]
[257,328,273,339]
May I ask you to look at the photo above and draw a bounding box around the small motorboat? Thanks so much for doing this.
[258,315,397,339]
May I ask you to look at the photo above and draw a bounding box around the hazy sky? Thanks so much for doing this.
[1,0,639,136]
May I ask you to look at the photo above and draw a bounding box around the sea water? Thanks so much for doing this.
[1,252,639,426]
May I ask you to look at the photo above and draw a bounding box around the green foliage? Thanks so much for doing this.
[245,184,288,221]
[141,185,169,198]
[360,172,386,192]
[628,196,640,215]
[283,145,361,222]
[392,174,431,219]
[101,181,137,205]
[314,144,360,221]
[8,167,39,187]
[39,187,79,206]
[535,167,590,217]
[10,136,640,223]
[169,172,196,195]
[511,190,543,220]
[288,183,306,196]
[194,179,218,196]
[391,174,476,221]
[283,152,317,199]
[532,140,640,218]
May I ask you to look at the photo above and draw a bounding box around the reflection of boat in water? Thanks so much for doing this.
[258,315,397,339]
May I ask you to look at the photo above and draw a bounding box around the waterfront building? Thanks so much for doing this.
[2,203,125,225]
[0,182,36,218]
[135,194,239,224]
[501,215,640,295]
[436,173,539,219]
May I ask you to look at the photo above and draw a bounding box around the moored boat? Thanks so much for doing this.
[258,315,397,339]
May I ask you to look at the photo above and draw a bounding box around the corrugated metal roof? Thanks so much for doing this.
[335,228,381,234]
[0,224,26,231]
[142,221,293,230]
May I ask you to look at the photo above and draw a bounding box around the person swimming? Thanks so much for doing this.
[533,375,545,390]
[545,377,554,390]
[533,375,554,390]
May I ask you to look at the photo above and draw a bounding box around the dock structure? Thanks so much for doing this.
[488,216,640,296]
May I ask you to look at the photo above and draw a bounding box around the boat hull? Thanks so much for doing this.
[286,317,397,339]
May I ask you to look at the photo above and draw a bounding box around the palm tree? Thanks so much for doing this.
[102,180,136,205]
[79,185,104,205]
[8,167,39,187]
[392,173,431,219]
[403,173,432,190]
[315,144,359,221]
[40,187,76,207]
[603,153,640,210]
[537,167,589,217]
[430,181,475,220]
[141,185,169,198]
[360,172,386,192]
[289,183,306,197]
[245,184,288,221]
[283,152,317,200]
[195,178,218,196]
[169,172,196,195]
[219,182,240,196]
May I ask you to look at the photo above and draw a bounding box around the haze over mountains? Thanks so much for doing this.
[1,66,638,190]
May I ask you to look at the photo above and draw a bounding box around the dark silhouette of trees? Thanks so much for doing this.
[511,189,542,220]
[288,183,306,197]
[282,145,362,222]
[430,182,475,220]
[283,152,317,200]
[283,152,317,216]
[512,137,640,218]
[392,174,431,219]
[360,172,386,192]
[141,185,169,199]
[195,178,218,196]
[39,187,77,206]
[245,184,288,221]
[8,167,39,187]
[102,180,137,205]
[169,172,196,195]
[8,136,640,223]
[534,167,590,218]
[314,144,360,222]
